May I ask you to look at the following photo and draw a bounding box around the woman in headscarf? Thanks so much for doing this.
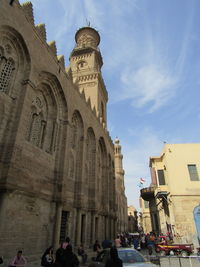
[41,246,54,267]
[105,247,123,267]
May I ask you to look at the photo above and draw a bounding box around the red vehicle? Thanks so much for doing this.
[155,236,194,256]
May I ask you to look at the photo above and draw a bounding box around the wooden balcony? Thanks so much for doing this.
[140,186,155,201]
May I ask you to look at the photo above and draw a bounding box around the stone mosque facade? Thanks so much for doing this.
[0,0,128,264]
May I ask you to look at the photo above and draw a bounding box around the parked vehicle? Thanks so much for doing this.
[155,236,194,256]
[89,247,157,267]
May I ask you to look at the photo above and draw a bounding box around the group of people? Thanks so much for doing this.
[111,232,157,255]
[0,232,164,267]
[0,237,86,267]
[41,237,88,267]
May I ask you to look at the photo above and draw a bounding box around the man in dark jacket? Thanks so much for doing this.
[56,244,79,267]
[105,247,123,267]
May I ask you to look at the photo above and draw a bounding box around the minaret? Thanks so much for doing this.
[114,137,125,191]
[69,27,108,127]
[114,137,128,233]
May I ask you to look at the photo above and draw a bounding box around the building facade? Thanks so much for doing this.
[139,198,151,234]
[0,0,127,264]
[141,144,200,246]
[127,205,138,233]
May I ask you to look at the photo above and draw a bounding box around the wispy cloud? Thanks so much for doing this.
[121,64,177,112]
[175,0,195,78]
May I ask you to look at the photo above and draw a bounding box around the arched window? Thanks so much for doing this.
[29,113,46,148]
[0,57,15,92]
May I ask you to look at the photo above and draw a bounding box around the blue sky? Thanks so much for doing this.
[19,0,200,210]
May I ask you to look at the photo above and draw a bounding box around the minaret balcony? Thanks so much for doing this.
[140,186,155,201]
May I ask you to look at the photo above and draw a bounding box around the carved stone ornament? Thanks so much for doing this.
[35,97,43,108]
[5,44,12,54]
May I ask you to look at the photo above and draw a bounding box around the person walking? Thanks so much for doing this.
[93,240,101,255]
[114,236,121,248]
[56,243,66,267]
[105,247,123,267]
[61,237,71,249]
[41,246,54,267]
[10,250,27,267]
[146,234,155,255]
[141,234,146,249]
[56,244,79,267]
[77,244,87,265]
[65,245,79,267]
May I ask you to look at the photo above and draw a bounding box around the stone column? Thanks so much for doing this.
[99,216,103,242]
[81,213,87,245]
[94,215,99,241]
[105,216,109,239]
[90,212,95,244]
[67,210,73,245]
[85,212,91,245]
[53,203,62,250]
[111,218,114,239]
[75,209,81,246]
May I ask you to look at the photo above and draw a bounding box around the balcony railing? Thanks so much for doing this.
[140,186,155,201]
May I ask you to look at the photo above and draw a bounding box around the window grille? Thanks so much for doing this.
[0,58,15,92]
[188,164,199,181]
[157,169,166,185]
[59,211,69,243]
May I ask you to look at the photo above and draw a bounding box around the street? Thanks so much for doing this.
[79,248,200,267]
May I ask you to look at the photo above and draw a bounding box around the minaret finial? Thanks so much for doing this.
[86,18,90,27]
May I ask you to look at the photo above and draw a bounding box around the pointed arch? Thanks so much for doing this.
[86,127,96,209]
[28,72,68,153]
[71,110,84,207]
[0,25,31,94]
[98,137,107,208]
[0,25,31,159]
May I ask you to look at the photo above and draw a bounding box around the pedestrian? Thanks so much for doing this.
[9,250,27,267]
[114,236,121,248]
[55,243,66,267]
[93,240,101,255]
[77,244,87,264]
[133,236,139,250]
[105,247,123,267]
[65,245,79,267]
[0,256,3,265]
[62,237,70,249]
[146,234,155,255]
[41,246,54,267]
[102,239,112,249]
[141,234,146,249]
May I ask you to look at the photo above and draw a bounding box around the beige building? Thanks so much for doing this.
[127,205,138,233]
[139,198,151,234]
[0,0,127,265]
[141,143,200,245]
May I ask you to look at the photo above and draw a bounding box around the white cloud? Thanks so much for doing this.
[121,64,177,112]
